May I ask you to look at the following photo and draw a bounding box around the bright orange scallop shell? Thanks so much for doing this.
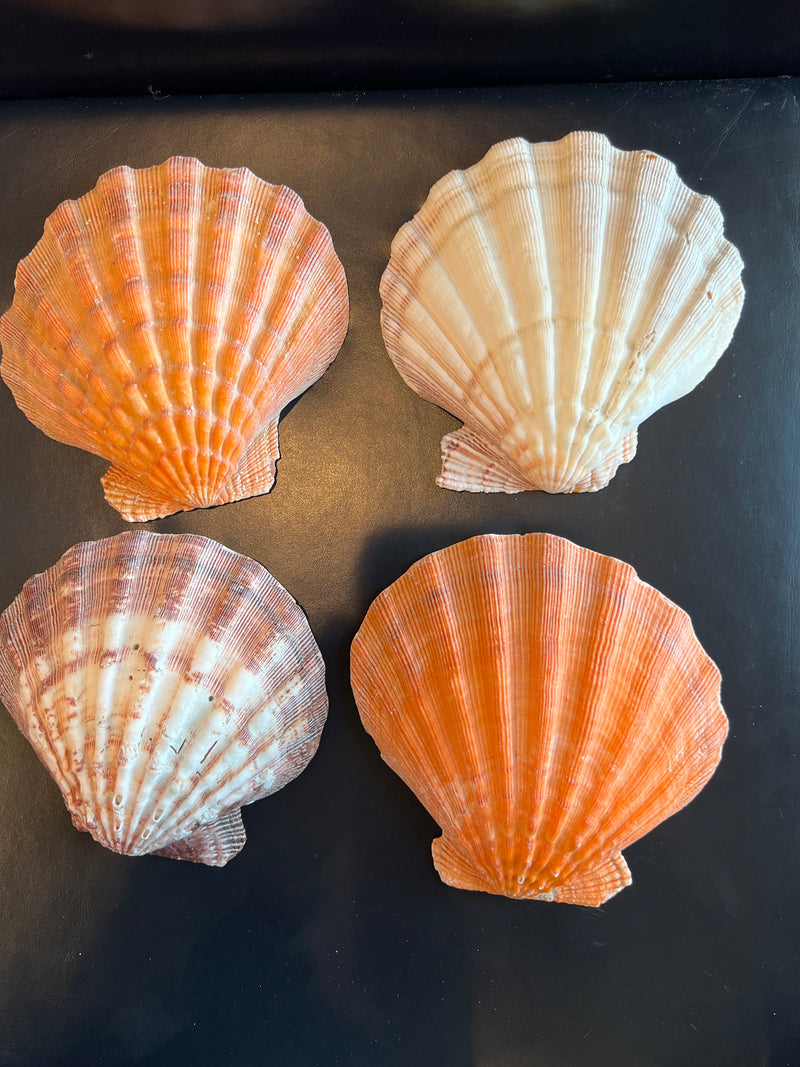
[0,157,349,521]
[351,533,727,906]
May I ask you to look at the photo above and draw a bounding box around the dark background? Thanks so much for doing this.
[0,1,798,1065]
[0,0,799,98]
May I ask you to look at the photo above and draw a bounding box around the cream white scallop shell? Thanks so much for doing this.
[0,531,327,865]
[380,131,745,493]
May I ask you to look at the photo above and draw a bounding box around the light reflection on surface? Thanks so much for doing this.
[9,0,327,29]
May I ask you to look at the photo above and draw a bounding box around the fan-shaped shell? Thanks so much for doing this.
[380,132,744,493]
[0,531,327,865]
[0,156,349,521]
[351,533,727,904]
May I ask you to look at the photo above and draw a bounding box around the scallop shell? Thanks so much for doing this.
[351,533,727,904]
[0,156,349,521]
[380,132,744,493]
[0,530,327,865]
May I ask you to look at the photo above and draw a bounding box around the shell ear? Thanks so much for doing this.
[434,836,632,907]
[101,466,185,524]
[153,810,246,866]
[101,419,281,523]
[438,426,638,494]
[547,854,631,907]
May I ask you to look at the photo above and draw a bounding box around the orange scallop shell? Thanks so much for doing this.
[351,533,727,905]
[0,157,349,521]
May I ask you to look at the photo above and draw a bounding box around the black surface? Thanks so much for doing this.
[1,0,799,99]
[0,81,798,1065]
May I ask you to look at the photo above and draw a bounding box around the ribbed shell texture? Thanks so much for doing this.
[0,531,328,865]
[351,533,727,905]
[0,157,349,520]
[380,132,744,494]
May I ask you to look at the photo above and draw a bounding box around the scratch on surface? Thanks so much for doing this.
[608,85,644,123]
[765,169,800,262]
[698,89,758,177]
[22,117,136,197]
[0,125,21,147]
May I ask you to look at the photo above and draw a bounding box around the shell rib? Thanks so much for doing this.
[0,157,349,521]
[380,132,744,493]
[0,531,327,865]
[351,533,727,905]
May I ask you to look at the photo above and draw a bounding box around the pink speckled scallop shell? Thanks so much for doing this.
[0,156,349,521]
[0,530,327,865]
